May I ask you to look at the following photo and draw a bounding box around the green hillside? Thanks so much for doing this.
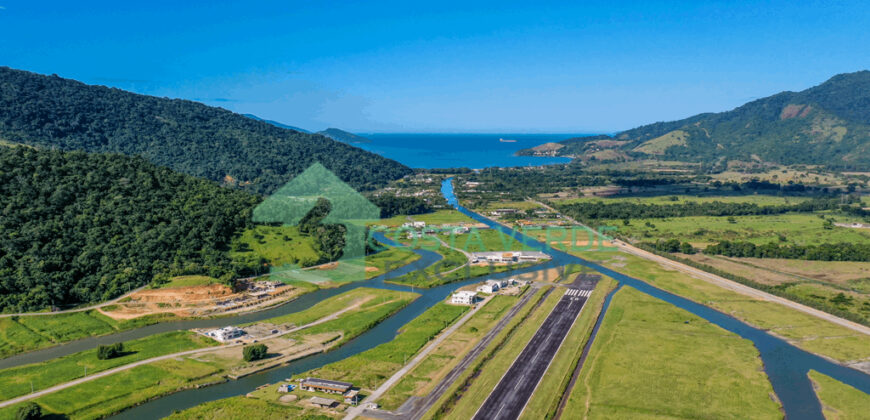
[0,67,410,194]
[0,146,260,312]
[519,71,870,169]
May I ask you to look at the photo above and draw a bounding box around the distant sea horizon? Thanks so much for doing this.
[354,133,592,169]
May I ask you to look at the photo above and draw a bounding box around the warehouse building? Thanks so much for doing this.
[300,377,353,394]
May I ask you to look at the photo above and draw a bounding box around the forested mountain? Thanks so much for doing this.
[0,146,260,312]
[0,67,410,194]
[242,113,311,133]
[317,128,371,143]
[518,71,870,169]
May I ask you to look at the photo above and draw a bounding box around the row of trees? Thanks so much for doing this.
[703,240,870,262]
[0,146,261,312]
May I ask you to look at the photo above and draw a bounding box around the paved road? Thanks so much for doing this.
[471,287,592,420]
[0,303,361,408]
[530,199,870,337]
[343,295,492,420]
[360,286,550,420]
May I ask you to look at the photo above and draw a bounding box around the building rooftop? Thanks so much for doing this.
[302,377,353,389]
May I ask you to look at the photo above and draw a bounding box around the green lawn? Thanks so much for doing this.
[247,288,417,329]
[0,310,177,359]
[0,358,224,420]
[562,287,782,419]
[808,370,870,420]
[577,250,870,364]
[164,396,332,420]
[158,275,222,289]
[379,295,520,410]
[231,225,321,267]
[604,213,870,247]
[411,210,477,225]
[435,288,565,419]
[0,331,217,400]
[293,303,469,391]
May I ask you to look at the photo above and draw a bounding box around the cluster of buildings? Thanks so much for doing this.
[404,222,472,239]
[470,251,549,264]
[450,277,531,305]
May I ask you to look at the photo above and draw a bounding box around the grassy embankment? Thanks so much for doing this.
[0,288,415,420]
[0,311,177,360]
[426,287,564,419]
[562,287,782,419]
[378,294,520,410]
[164,395,332,420]
[807,370,870,420]
[0,331,216,401]
[578,250,870,364]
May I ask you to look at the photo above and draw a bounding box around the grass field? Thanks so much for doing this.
[231,225,321,267]
[164,395,332,420]
[578,250,870,364]
[562,286,782,419]
[0,331,216,400]
[434,288,565,419]
[291,303,469,391]
[520,277,617,420]
[248,288,417,330]
[0,358,224,420]
[0,289,417,419]
[606,213,870,248]
[808,370,870,420]
[378,295,520,410]
[376,210,477,228]
[554,194,812,206]
[158,275,222,289]
[0,310,176,359]
[684,255,870,289]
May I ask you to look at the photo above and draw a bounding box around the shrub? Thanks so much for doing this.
[243,344,268,362]
[97,342,125,360]
[16,402,42,420]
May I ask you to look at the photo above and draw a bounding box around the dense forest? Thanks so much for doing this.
[0,146,260,312]
[518,71,870,169]
[0,67,411,194]
[369,195,434,218]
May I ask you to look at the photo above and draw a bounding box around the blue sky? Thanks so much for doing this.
[2,1,869,132]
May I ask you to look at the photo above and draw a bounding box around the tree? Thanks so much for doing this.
[243,344,268,362]
[97,343,125,360]
[16,402,42,420]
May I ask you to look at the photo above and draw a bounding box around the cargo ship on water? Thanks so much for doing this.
[499,138,517,142]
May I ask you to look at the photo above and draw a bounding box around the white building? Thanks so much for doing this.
[207,326,245,342]
[470,251,550,264]
[451,291,479,305]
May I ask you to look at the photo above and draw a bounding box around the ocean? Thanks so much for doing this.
[354,133,585,169]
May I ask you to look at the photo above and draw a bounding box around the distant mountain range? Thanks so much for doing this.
[0,67,410,193]
[519,71,870,170]
[242,113,311,133]
[316,128,372,144]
